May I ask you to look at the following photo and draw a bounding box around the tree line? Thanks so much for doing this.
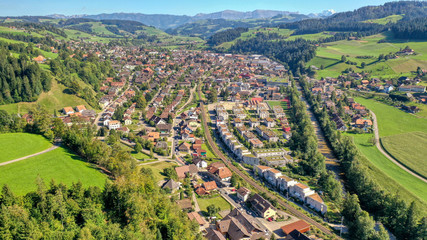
[207,27,248,46]
[299,77,426,240]
[286,82,343,203]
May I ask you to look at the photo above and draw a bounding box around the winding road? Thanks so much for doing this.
[370,110,427,183]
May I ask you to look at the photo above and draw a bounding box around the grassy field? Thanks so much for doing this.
[381,132,427,179]
[197,195,233,218]
[362,15,404,25]
[139,161,178,182]
[0,133,52,163]
[0,147,107,195]
[120,143,152,161]
[307,33,427,78]
[0,79,90,114]
[354,97,427,136]
[345,133,427,212]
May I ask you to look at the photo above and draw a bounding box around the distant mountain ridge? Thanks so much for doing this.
[192,9,298,20]
[47,9,330,30]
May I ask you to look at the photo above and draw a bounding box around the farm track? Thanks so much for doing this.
[370,110,427,183]
[0,145,59,166]
[197,87,336,237]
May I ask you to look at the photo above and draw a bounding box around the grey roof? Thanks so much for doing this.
[162,179,180,190]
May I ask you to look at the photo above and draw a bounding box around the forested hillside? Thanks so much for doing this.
[0,43,52,104]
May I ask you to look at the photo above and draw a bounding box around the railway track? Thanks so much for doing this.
[197,88,336,237]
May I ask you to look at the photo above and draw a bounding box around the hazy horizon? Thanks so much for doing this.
[0,0,393,17]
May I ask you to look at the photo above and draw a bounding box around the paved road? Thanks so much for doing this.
[370,110,427,183]
[197,86,336,237]
[0,145,59,166]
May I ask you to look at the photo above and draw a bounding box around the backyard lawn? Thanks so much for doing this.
[139,161,178,183]
[197,195,233,218]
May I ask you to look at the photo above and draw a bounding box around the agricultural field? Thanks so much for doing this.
[344,133,427,213]
[354,97,427,136]
[0,79,91,114]
[381,132,427,179]
[0,147,107,195]
[307,33,427,78]
[139,161,178,183]
[0,133,52,163]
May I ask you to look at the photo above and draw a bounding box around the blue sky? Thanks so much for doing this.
[0,0,393,16]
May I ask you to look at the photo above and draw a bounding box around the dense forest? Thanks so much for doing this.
[228,35,316,73]
[299,77,427,240]
[207,27,248,46]
[391,17,427,40]
[0,44,51,104]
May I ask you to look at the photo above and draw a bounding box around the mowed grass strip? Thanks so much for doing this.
[381,132,427,179]
[0,133,52,163]
[0,147,107,195]
[354,97,427,136]
[345,133,427,213]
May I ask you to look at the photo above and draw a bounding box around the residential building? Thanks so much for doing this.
[175,164,198,179]
[216,208,265,240]
[277,175,297,192]
[108,120,121,130]
[289,183,315,202]
[281,220,310,236]
[306,193,327,214]
[247,194,276,219]
[236,187,251,202]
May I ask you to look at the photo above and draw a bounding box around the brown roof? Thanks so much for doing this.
[256,165,271,171]
[236,187,250,197]
[175,164,198,179]
[206,229,226,240]
[295,183,309,189]
[217,167,232,179]
[307,193,324,204]
[187,212,206,225]
[176,198,192,210]
[204,181,218,191]
[281,220,310,235]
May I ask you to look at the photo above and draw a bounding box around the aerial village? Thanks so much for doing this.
[28,41,343,239]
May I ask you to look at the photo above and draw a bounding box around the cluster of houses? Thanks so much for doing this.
[215,103,293,167]
[148,87,186,125]
[254,165,327,215]
[60,105,96,126]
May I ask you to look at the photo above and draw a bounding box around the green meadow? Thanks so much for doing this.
[0,147,107,195]
[0,133,52,163]
[345,133,427,213]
